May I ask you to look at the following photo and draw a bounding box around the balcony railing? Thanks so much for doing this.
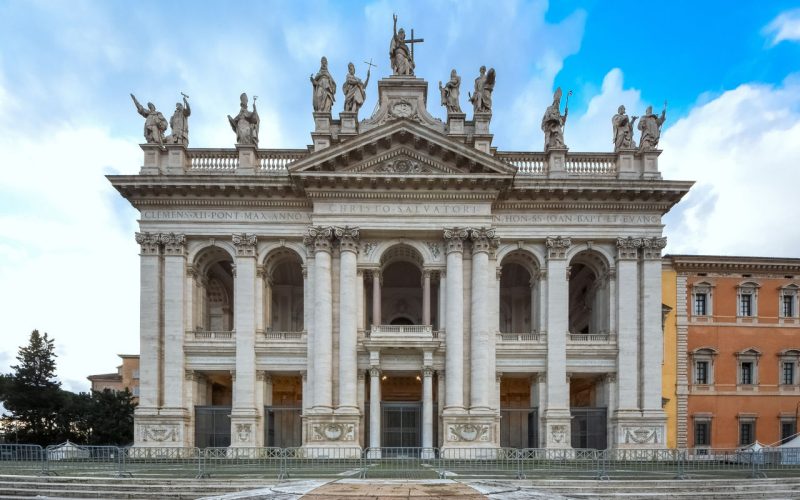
[367,325,438,339]
[188,149,239,172]
[190,329,234,340]
[497,332,542,342]
[496,152,547,174]
[568,332,614,342]
[496,151,620,177]
[263,330,306,340]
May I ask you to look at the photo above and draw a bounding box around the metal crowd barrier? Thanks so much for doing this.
[2,444,800,479]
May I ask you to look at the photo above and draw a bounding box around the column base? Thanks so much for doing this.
[611,409,667,449]
[440,413,499,457]
[302,414,361,457]
[230,408,261,449]
[133,409,191,447]
[541,408,572,450]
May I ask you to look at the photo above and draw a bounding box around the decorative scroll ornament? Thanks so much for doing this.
[624,426,661,444]
[135,232,161,255]
[303,226,335,254]
[616,236,643,260]
[235,423,252,442]
[545,236,572,259]
[375,159,426,173]
[425,242,441,260]
[232,233,258,256]
[161,232,186,255]
[469,227,500,255]
[312,423,355,441]
[389,100,415,119]
[448,423,490,442]
[140,424,179,443]
[362,241,377,256]
[641,236,668,259]
[334,226,360,253]
[443,227,470,254]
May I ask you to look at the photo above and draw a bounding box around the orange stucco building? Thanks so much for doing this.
[87,354,140,401]
[667,255,800,449]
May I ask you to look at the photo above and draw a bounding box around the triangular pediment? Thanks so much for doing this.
[288,119,516,178]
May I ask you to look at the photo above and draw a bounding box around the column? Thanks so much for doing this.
[162,233,186,411]
[255,268,265,333]
[357,269,365,332]
[357,371,366,446]
[443,228,468,412]
[422,270,432,325]
[543,236,572,448]
[306,226,334,411]
[642,237,668,412]
[372,269,382,326]
[422,366,434,453]
[438,271,446,331]
[437,370,445,447]
[231,233,259,447]
[255,371,266,447]
[470,228,498,411]
[369,366,382,454]
[300,371,308,444]
[135,232,162,411]
[302,261,314,413]
[615,237,640,411]
[336,226,360,413]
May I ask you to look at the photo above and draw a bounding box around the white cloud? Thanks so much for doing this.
[660,74,800,257]
[764,8,800,46]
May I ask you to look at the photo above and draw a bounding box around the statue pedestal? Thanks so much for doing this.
[447,112,466,136]
[616,149,638,179]
[546,147,568,178]
[236,143,258,175]
[140,144,164,175]
[472,112,493,154]
[339,111,358,136]
[165,144,189,175]
[312,112,333,151]
[641,150,662,179]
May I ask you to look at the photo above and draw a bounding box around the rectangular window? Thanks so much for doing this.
[694,293,707,316]
[739,294,753,317]
[739,421,755,446]
[783,295,795,318]
[782,362,795,385]
[694,421,711,446]
[781,421,797,444]
[740,362,753,385]
[695,361,709,384]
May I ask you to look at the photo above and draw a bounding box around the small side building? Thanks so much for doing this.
[87,355,140,400]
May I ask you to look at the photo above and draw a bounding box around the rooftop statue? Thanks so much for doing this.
[167,93,191,146]
[130,94,168,146]
[541,87,570,150]
[638,102,667,151]
[468,66,495,114]
[612,105,637,152]
[343,62,371,115]
[310,56,337,113]
[228,93,260,146]
[439,69,462,114]
[390,14,419,76]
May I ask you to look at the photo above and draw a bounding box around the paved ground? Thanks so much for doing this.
[201,479,574,499]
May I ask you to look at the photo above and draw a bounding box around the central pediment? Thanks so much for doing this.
[288,119,516,181]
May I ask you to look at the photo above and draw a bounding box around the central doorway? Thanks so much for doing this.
[382,401,421,448]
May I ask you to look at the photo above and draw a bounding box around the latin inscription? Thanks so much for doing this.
[141,210,312,222]
[318,203,488,216]
[493,213,660,225]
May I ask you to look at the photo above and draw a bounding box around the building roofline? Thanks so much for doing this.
[664,254,800,272]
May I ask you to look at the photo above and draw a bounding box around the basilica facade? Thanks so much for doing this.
[110,59,691,452]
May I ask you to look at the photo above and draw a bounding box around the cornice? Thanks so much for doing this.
[306,190,498,200]
[666,254,800,273]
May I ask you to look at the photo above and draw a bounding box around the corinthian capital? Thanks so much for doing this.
[545,236,571,260]
[443,227,469,254]
[303,226,335,254]
[334,226,360,254]
[641,236,667,260]
[161,232,186,256]
[616,236,642,260]
[135,232,161,255]
[470,227,500,255]
[232,233,258,257]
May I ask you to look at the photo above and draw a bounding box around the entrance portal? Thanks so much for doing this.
[382,402,421,448]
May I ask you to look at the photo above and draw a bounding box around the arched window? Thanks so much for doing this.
[568,250,611,335]
[192,246,235,333]
[499,251,541,335]
[264,249,304,333]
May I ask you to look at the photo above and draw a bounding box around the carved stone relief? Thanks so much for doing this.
[447,424,490,442]
[623,426,661,444]
[311,423,356,441]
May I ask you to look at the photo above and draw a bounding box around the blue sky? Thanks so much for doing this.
[1,0,799,392]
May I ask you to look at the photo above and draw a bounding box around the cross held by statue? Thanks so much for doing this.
[406,29,424,61]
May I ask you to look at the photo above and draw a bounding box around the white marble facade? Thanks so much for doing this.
[111,73,691,452]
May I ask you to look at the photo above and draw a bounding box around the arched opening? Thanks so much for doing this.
[192,246,234,333]
[265,250,304,333]
[499,251,540,336]
[369,244,438,328]
[568,251,610,336]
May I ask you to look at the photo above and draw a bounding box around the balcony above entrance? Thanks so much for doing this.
[362,324,442,349]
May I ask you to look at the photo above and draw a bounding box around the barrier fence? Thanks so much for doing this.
[1,444,799,480]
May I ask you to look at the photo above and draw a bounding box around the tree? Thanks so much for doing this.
[85,389,135,445]
[1,330,64,445]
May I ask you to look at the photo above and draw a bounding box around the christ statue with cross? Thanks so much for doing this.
[390,14,423,76]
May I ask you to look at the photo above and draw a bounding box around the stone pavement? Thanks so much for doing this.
[200,479,573,499]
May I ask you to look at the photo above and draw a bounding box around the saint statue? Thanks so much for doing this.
[468,66,495,113]
[130,94,168,146]
[638,103,667,151]
[439,69,462,114]
[390,14,414,76]
[611,105,637,151]
[343,62,370,114]
[541,87,569,150]
[310,56,337,113]
[167,94,191,146]
[228,93,260,145]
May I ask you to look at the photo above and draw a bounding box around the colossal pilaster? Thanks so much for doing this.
[469,227,499,411]
[442,227,468,412]
[335,226,360,413]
